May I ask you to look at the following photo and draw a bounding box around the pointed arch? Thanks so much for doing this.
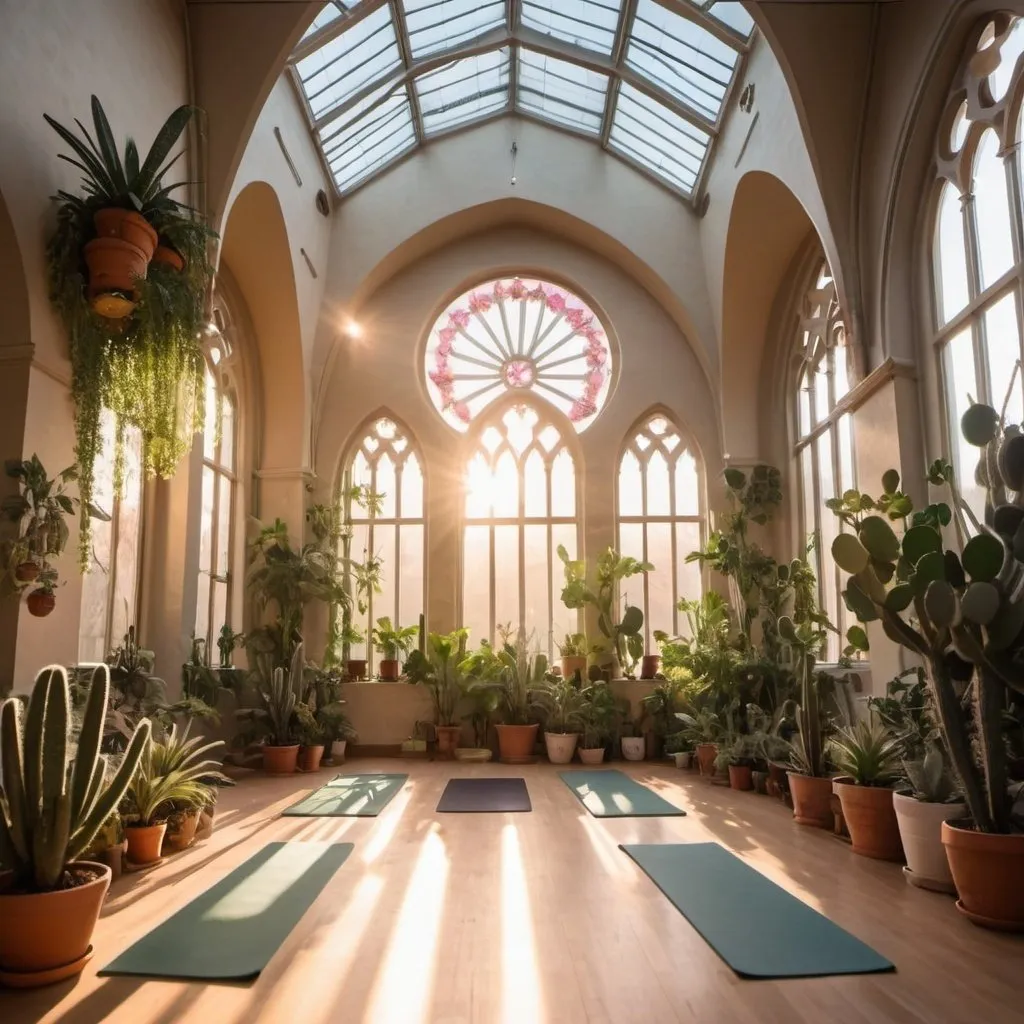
[616,407,706,646]
[459,392,581,658]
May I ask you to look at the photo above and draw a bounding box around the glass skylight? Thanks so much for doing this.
[292,1,751,198]
[404,0,505,60]
[520,0,624,56]
[517,50,608,136]
[415,49,510,135]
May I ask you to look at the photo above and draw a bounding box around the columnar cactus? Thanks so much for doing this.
[0,664,151,890]
[240,642,304,744]
[829,403,1024,833]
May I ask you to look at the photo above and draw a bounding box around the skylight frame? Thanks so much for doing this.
[289,0,753,202]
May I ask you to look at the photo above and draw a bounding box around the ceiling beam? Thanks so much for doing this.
[659,0,752,52]
[291,0,390,65]
[600,0,640,147]
[389,0,424,144]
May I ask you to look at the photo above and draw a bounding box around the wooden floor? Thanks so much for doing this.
[4,759,1022,1023]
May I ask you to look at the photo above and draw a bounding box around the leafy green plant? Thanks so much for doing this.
[641,680,685,738]
[557,545,652,672]
[371,617,419,660]
[462,686,499,749]
[829,720,902,787]
[534,676,588,734]
[556,632,589,658]
[904,742,961,803]
[675,707,722,746]
[404,630,469,726]
[579,683,620,748]
[715,733,759,772]
[463,629,549,725]
[301,662,356,744]
[236,644,305,746]
[779,615,831,777]
[45,97,213,564]
[0,664,151,890]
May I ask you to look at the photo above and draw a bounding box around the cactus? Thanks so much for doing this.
[828,419,1024,833]
[0,664,151,890]
[237,642,304,745]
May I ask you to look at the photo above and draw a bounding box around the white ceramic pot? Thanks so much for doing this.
[621,736,646,761]
[545,732,579,764]
[578,747,606,765]
[673,751,692,769]
[893,792,966,893]
[331,739,348,764]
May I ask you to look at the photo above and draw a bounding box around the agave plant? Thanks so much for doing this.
[829,720,902,787]
[0,664,151,890]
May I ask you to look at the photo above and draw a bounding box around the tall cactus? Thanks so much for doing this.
[239,642,303,744]
[0,664,151,890]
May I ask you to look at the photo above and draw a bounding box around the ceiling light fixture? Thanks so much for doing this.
[343,318,362,339]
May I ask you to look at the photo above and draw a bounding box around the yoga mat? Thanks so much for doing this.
[621,843,895,979]
[100,842,352,981]
[437,777,531,812]
[282,772,407,817]
[559,769,686,817]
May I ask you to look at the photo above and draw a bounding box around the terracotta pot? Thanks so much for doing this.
[378,658,400,681]
[621,736,646,762]
[579,746,606,765]
[695,742,718,776]
[544,731,579,764]
[98,843,125,880]
[942,820,1024,930]
[93,208,158,257]
[496,722,539,764]
[646,732,664,760]
[195,806,215,841]
[0,862,110,985]
[162,809,200,853]
[331,739,348,764]
[263,743,299,775]
[83,236,148,299]
[833,779,903,861]
[126,822,167,866]
[640,654,661,679]
[347,659,367,681]
[297,744,325,772]
[152,244,184,270]
[767,763,789,798]
[893,793,965,893]
[435,724,462,759]
[751,770,769,794]
[14,561,39,582]
[26,589,55,617]
[787,772,834,828]
[729,764,754,791]
[561,655,588,682]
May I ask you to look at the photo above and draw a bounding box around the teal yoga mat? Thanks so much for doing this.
[621,843,895,979]
[283,772,408,817]
[559,769,686,817]
[100,841,352,980]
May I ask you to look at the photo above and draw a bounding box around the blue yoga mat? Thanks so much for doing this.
[100,842,353,980]
[559,769,686,817]
[282,772,407,817]
[621,843,894,978]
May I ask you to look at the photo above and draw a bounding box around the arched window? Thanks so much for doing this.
[617,412,703,645]
[344,416,425,670]
[78,410,144,661]
[932,15,1024,518]
[794,261,856,662]
[424,276,613,432]
[461,400,578,659]
[194,340,238,652]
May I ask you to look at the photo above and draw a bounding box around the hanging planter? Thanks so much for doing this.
[45,96,214,565]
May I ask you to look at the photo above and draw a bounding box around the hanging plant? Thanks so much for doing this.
[44,96,215,564]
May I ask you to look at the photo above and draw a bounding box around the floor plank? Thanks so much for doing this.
[3,759,1022,1023]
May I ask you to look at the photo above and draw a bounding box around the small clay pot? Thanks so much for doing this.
[833,779,903,862]
[162,810,200,853]
[346,659,367,681]
[787,772,834,829]
[378,658,400,681]
[126,822,167,866]
[695,743,718,776]
[561,656,588,682]
[152,244,184,270]
[729,764,754,791]
[435,724,462,759]
[496,723,539,764]
[26,589,55,617]
[297,744,325,772]
[93,208,158,258]
[263,744,300,774]
[640,654,661,679]
[579,747,606,764]
[942,819,1024,930]
[14,561,40,582]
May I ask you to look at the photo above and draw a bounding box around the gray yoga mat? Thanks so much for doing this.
[559,769,686,817]
[282,772,407,817]
[621,843,895,979]
[100,842,352,980]
[437,777,531,812]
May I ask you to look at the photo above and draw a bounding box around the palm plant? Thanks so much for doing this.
[535,677,588,735]
[371,617,419,660]
[829,720,902,787]
[404,630,469,726]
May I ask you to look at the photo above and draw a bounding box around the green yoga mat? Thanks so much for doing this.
[100,841,352,980]
[282,772,408,817]
[559,769,686,817]
[621,843,895,979]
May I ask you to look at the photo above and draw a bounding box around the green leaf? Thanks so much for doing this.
[987,594,1024,651]
[619,605,643,635]
[902,524,942,566]
[911,550,946,595]
[881,469,900,493]
[923,580,959,629]
[723,467,746,490]
[884,584,914,613]
[846,625,870,652]
[844,578,879,622]
[858,516,900,563]
[944,550,966,588]
[135,105,194,201]
[90,95,128,196]
[961,403,1000,447]
[960,581,1001,626]
[832,533,870,574]
[962,533,1005,582]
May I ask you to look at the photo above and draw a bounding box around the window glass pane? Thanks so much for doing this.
[984,291,1023,424]
[674,521,702,620]
[833,340,851,404]
[493,524,520,638]
[550,524,578,647]
[415,49,510,136]
[645,450,669,515]
[645,522,673,643]
[797,367,812,438]
[203,368,217,460]
[199,467,214,573]
[817,431,840,646]
[401,453,424,518]
[989,18,1024,102]
[944,327,984,517]
[399,524,424,629]
[521,0,623,56]
[492,450,519,517]
[550,448,575,517]
[195,571,210,646]
[619,450,643,516]
[374,523,396,655]
[706,1,755,36]
[377,454,397,519]
[216,474,232,576]
[974,129,1015,290]
[524,524,550,651]
[524,450,547,517]
[517,49,609,135]
[211,580,228,642]
[111,425,144,643]
[302,3,346,42]
[800,445,817,558]
[405,0,505,59]
[619,522,645,571]
[837,413,855,495]
[937,181,969,324]
[463,525,490,644]
[674,450,699,515]
[221,395,235,472]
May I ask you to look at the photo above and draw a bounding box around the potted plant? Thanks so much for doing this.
[294,703,326,773]
[405,630,469,757]
[717,734,758,791]
[464,630,548,763]
[371,617,419,681]
[82,810,126,881]
[236,644,305,774]
[535,676,587,763]
[557,632,589,682]
[641,680,684,759]
[829,435,1024,927]
[557,545,652,678]
[870,669,966,890]
[342,623,368,681]
[664,729,693,768]
[676,708,722,776]
[45,98,214,565]
[0,664,150,985]
[829,719,904,861]
[304,662,356,764]
[460,685,499,761]
[578,683,620,764]
[619,714,648,761]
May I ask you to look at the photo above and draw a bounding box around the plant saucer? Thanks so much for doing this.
[0,946,93,988]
